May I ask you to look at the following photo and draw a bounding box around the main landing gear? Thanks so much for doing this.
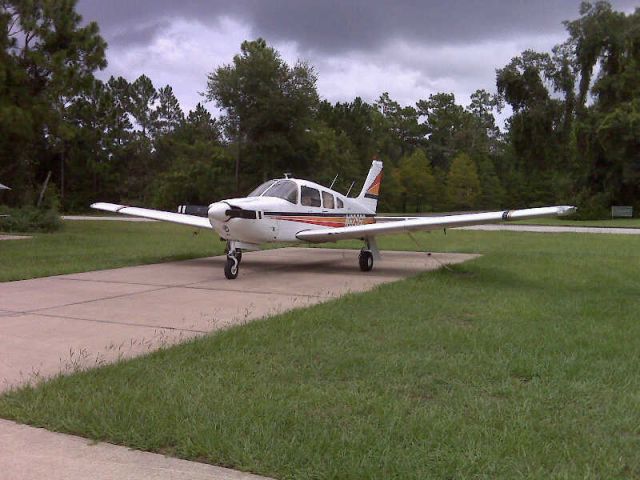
[224,242,242,280]
[359,250,373,271]
[358,237,379,272]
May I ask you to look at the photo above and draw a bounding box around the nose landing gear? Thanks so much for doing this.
[224,241,242,280]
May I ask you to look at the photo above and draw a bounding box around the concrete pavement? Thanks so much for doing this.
[0,418,271,480]
[0,235,31,241]
[0,247,478,480]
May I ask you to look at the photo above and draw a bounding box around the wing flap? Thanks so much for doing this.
[298,206,576,243]
[91,202,212,229]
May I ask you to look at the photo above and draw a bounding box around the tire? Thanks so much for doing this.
[359,251,373,272]
[224,256,239,279]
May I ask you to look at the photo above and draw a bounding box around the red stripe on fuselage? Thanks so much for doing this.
[272,216,346,228]
[269,215,375,228]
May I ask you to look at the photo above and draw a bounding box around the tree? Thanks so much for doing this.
[375,92,424,162]
[563,1,627,113]
[395,149,436,212]
[0,0,106,206]
[496,48,577,205]
[567,3,640,213]
[416,93,467,170]
[104,76,134,148]
[446,153,482,210]
[306,123,359,193]
[205,38,319,193]
[154,85,184,136]
[129,74,158,139]
[476,156,506,208]
[181,103,220,144]
[466,89,503,155]
[318,97,380,172]
[150,145,234,209]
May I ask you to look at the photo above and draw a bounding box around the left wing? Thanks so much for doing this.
[296,205,575,243]
[91,202,212,229]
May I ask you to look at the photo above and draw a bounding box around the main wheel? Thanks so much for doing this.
[359,250,373,272]
[224,256,239,279]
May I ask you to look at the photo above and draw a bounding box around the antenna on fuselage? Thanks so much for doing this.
[329,174,339,190]
[346,180,356,196]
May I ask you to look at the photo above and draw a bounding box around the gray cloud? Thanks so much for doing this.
[78,0,638,54]
[77,0,638,122]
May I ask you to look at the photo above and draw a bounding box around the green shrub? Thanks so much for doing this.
[0,206,62,233]
[574,191,612,220]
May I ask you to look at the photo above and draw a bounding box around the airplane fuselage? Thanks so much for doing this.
[207,178,375,248]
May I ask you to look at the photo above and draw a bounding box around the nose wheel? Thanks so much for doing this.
[224,249,242,279]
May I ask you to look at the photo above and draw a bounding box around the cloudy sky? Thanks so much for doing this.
[77,0,637,117]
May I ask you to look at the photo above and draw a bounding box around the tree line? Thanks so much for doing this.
[1,1,638,217]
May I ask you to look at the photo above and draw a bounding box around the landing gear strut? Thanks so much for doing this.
[224,242,242,280]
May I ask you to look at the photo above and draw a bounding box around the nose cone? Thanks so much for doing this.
[208,202,229,222]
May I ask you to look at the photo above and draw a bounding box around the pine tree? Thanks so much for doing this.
[154,86,184,136]
[446,153,482,210]
[395,149,436,212]
[476,156,506,208]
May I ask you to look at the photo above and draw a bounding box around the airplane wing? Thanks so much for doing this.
[296,206,576,243]
[91,202,212,229]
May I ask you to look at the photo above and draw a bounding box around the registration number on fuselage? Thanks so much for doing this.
[345,214,367,227]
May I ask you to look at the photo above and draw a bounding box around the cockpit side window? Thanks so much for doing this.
[263,180,298,204]
[336,197,344,208]
[248,180,276,197]
[301,186,321,207]
[322,191,334,209]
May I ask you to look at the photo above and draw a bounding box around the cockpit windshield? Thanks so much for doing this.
[248,180,276,197]
[248,179,298,204]
[264,180,298,203]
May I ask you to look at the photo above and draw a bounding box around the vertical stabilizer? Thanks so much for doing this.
[357,160,383,212]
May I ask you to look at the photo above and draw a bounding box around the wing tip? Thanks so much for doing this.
[91,202,124,212]
[558,205,577,216]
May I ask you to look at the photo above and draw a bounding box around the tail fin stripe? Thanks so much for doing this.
[364,172,383,198]
[357,160,383,213]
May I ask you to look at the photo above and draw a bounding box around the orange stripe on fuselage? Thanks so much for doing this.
[271,215,375,228]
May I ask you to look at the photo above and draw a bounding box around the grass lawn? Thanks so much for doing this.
[1,228,639,478]
[0,220,224,282]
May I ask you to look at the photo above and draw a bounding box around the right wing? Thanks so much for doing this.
[297,205,576,243]
[91,202,212,229]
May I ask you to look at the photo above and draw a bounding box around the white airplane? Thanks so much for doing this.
[92,160,576,279]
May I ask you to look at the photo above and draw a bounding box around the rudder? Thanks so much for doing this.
[357,160,383,212]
